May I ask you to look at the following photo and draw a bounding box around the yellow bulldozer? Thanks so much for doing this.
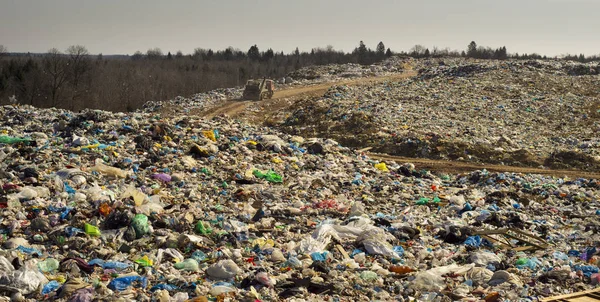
[243,78,275,101]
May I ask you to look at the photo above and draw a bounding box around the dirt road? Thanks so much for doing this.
[368,152,600,179]
[203,71,417,119]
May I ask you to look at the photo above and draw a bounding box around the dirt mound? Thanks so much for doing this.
[564,63,600,76]
[544,151,600,171]
[418,63,495,80]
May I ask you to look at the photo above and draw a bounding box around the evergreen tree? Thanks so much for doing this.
[376,41,386,57]
[467,41,478,58]
[248,45,260,61]
[357,41,368,64]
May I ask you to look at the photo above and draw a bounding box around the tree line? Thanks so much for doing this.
[0,40,598,112]
[0,41,392,111]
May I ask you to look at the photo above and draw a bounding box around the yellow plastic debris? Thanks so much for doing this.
[202,130,216,142]
[374,162,389,172]
[254,238,275,249]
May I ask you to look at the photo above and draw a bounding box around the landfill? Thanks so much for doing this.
[281,58,600,171]
[0,57,599,302]
[143,58,407,117]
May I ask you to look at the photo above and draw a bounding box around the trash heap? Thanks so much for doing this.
[0,103,598,301]
[143,88,243,113]
[282,58,600,170]
[286,58,406,83]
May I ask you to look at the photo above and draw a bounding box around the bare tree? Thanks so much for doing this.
[410,45,427,57]
[66,45,91,87]
[0,45,7,56]
[65,45,92,109]
[146,48,163,58]
[43,48,69,107]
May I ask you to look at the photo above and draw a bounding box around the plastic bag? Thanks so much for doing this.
[253,169,283,183]
[90,158,128,178]
[135,255,153,267]
[206,260,241,279]
[173,258,199,272]
[411,264,475,291]
[357,228,401,258]
[121,184,146,206]
[131,214,150,239]
[470,251,501,266]
[202,130,217,142]
[0,135,31,144]
[374,162,389,172]
[10,265,49,295]
[0,256,14,277]
[42,280,62,295]
[108,275,148,291]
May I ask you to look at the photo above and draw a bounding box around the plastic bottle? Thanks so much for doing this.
[173,258,199,272]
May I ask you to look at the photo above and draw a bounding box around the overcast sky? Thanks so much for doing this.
[1,0,599,56]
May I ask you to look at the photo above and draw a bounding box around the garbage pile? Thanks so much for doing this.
[0,103,599,301]
[285,57,408,84]
[143,88,243,113]
[282,58,600,170]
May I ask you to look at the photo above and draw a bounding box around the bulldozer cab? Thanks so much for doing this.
[243,78,274,101]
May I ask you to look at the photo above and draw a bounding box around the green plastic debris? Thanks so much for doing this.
[84,223,101,237]
[134,255,153,267]
[416,197,430,205]
[174,258,199,272]
[253,170,283,183]
[131,214,149,239]
[432,196,441,203]
[0,135,30,144]
[195,221,212,235]
[359,271,378,281]
[37,258,59,272]
[515,258,528,266]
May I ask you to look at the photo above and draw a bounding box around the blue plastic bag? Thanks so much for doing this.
[42,280,61,295]
[108,276,148,291]
[464,235,482,247]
